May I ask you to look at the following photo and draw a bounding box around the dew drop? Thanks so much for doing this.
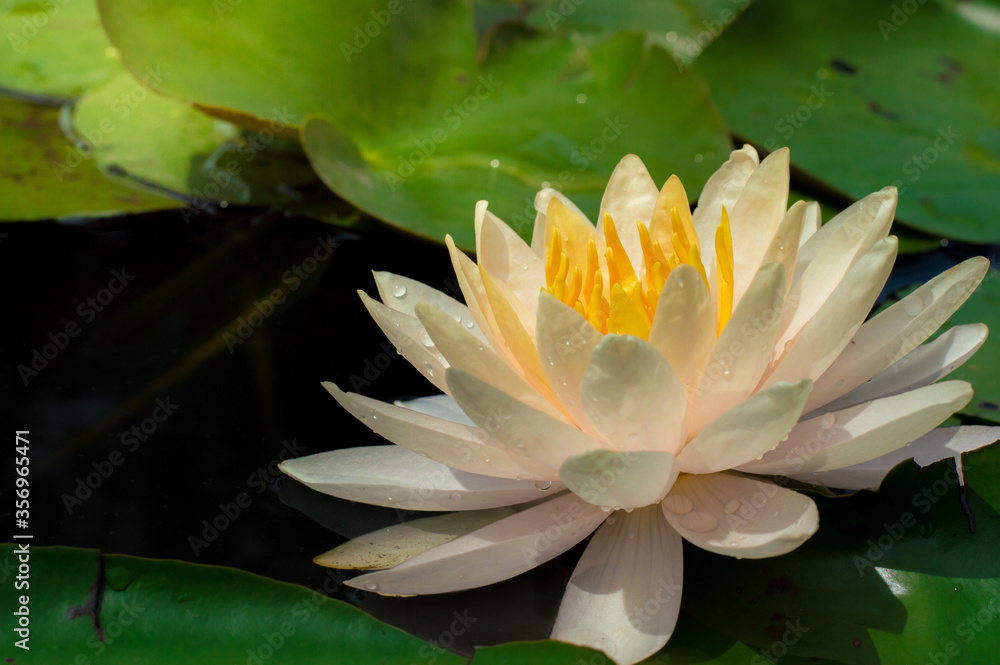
[423,362,435,377]
[601,506,613,512]
[364,581,379,591]
[450,492,464,502]
[534,480,553,491]
[522,263,530,271]
[421,332,434,347]
[392,284,407,298]
[820,413,836,429]
[724,499,741,514]
[834,378,846,389]
[624,507,634,513]
[464,319,475,328]
[680,511,718,533]
[490,159,500,168]
[663,494,693,515]
[903,294,925,317]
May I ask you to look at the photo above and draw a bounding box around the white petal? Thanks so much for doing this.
[314,506,524,570]
[477,204,546,329]
[325,383,556,480]
[648,264,716,393]
[786,426,1000,491]
[762,236,898,389]
[535,293,605,438]
[347,492,607,595]
[692,144,759,254]
[598,154,658,265]
[661,473,818,558]
[416,302,567,422]
[678,380,812,474]
[688,263,786,435]
[358,291,449,393]
[803,257,989,411]
[730,148,789,305]
[372,271,485,342]
[446,368,609,468]
[280,446,557,511]
[759,200,806,298]
[797,201,821,247]
[446,235,503,353]
[396,394,474,425]
[580,335,687,453]
[560,451,680,511]
[818,323,987,413]
[738,381,973,475]
[551,506,683,665]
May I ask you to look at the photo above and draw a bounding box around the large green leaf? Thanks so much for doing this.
[98,0,732,247]
[0,545,465,664]
[0,96,178,219]
[0,0,119,99]
[694,0,1000,243]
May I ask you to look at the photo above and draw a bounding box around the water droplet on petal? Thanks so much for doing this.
[421,332,434,347]
[423,362,435,377]
[522,263,530,271]
[534,480,553,491]
[663,495,693,515]
[834,378,846,389]
[820,413,836,429]
[392,284,407,298]
[724,499,741,514]
[464,319,475,328]
[364,581,378,591]
[903,294,925,317]
[624,507,634,513]
[450,492,464,502]
[680,511,718,533]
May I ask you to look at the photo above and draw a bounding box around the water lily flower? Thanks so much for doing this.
[281,146,999,665]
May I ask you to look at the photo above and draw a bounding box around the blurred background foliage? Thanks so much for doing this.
[2,0,1000,663]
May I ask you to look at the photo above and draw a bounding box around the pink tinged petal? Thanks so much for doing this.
[678,380,812,475]
[416,303,568,423]
[347,492,608,595]
[446,368,609,469]
[820,324,987,413]
[560,450,680,511]
[551,506,683,665]
[598,154,659,266]
[779,189,897,353]
[535,293,606,438]
[762,236,898,389]
[372,271,484,341]
[314,506,524,570]
[324,383,556,481]
[477,204,547,327]
[648,264,716,393]
[692,144,760,253]
[532,187,593,257]
[688,263,787,435]
[729,148,789,305]
[279,446,558,512]
[358,291,449,394]
[804,257,990,411]
[662,473,818,558]
[786,426,1000,491]
[738,380,974,475]
[580,335,688,453]
[798,201,821,247]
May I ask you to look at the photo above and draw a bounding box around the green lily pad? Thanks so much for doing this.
[0,0,119,100]
[98,0,731,247]
[0,96,178,220]
[0,545,464,664]
[694,0,1000,243]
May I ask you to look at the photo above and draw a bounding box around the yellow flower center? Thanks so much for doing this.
[544,201,735,339]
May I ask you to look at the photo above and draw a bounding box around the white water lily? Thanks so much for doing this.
[281,146,999,665]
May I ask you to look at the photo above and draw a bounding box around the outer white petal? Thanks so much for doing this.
[804,257,989,411]
[678,380,812,474]
[347,492,607,595]
[396,394,474,425]
[551,506,683,665]
[560,451,680,511]
[738,381,973,475]
[280,446,558,511]
[358,292,449,394]
[692,144,759,253]
[787,426,1000,491]
[446,235,504,354]
[688,263,786,435]
[661,473,818,558]
[598,154,658,266]
[647,264,716,393]
[797,201,821,247]
[762,236,898,389]
[729,148,789,305]
[818,323,987,413]
[446,368,609,468]
[477,203,546,330]
[372,271,485,342]
[324,383,556,480]
[535,293,605,438]
[580,335,687,453]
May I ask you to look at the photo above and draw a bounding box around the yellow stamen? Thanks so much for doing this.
[715,205,734,335]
